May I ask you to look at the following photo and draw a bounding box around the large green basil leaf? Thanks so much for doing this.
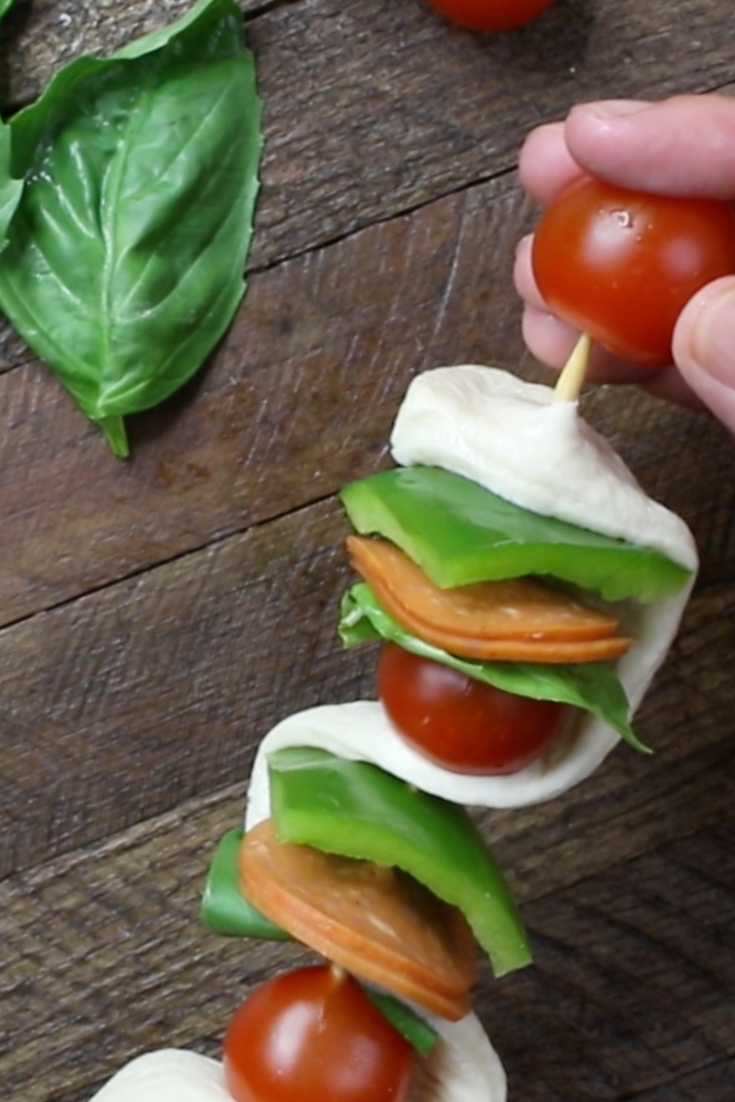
[339,583,648,752]
[0,0,15,22]
[0,0,262,456]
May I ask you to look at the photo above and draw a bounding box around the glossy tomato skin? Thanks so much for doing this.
[223,965,416,1102]
[532,176,735,367]
[424,0,555,31]
[377,642,567,775]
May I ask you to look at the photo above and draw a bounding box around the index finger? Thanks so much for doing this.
[518,120,584,205]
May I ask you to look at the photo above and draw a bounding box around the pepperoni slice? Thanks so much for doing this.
[347,534,631,663]
[240,819,477,1021]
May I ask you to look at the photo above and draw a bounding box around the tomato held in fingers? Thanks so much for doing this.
[532,176,735,367]
[424,0,555,31]
[224,964,416,1102]
[377,642,567,775]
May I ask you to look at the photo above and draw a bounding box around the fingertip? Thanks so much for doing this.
[564,99,655,182]
[513,234,547,311]
[518,121,581,205]
[567,99,652,130]
[673,275,735,434]
[521,305,581,370]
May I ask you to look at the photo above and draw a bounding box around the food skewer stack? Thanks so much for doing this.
[89,362,697,1102]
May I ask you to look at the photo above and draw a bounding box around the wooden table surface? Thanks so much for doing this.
[1,1,734,1099]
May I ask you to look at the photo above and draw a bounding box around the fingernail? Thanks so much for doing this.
[515,233,533,258]
[688,281,735,386]
[571,99,651,124]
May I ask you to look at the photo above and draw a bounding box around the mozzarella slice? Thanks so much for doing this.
[390,365,697,570]
[88,1050,231,1102]
[410,1009,507,1102]
[244,691,615,815]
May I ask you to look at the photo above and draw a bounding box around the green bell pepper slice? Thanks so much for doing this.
[200,828,290,939]
[339,582,649,753]
[340,466,690,602]
[268,746,532,978]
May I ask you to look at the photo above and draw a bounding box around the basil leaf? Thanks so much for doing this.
[339,583,649,752]
[0,0,262,456]
[0,0,14,22]
[0,121,23,240]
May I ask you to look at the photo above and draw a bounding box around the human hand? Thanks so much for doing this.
[513,95,735,435]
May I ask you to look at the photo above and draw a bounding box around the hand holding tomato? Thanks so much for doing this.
[514,94,735,436]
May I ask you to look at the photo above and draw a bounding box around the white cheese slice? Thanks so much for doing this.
[410,1008,507,1102]
[88,1049,231,1102]
[245,695,611,814]
[390,365,697,570]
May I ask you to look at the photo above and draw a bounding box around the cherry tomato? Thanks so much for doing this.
[424,0,556,32]
[223,964,416,1102]
[377,642,567,775]
[532,175,735,367]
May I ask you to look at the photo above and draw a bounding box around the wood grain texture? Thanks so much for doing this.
[0,0,734,1099]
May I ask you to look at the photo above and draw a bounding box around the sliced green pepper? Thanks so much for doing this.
[200,828,290,939]
[340,466,690,602]
[339,582,649,753]
[267,746,532,978]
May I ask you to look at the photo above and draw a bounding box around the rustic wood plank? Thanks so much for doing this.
[0,496,355,877]
[485,825,735,1101]
[1,775,732,1101]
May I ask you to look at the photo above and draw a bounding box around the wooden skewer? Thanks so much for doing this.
[553,332,592,403]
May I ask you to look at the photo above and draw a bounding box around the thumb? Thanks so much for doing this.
[673,276,735,437]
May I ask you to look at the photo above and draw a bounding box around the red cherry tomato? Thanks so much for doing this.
[223,964,416,1102]
[377,642,567,775]
[532,175,735,367]
[424,0,555,31]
